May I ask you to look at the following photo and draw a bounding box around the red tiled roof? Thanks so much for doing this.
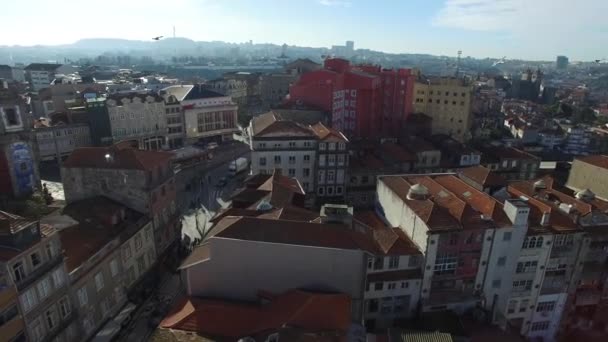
[459,165,506,188]
[58,196,144,271]
[63,145,173,171]
[380,175,510,231]
[576,155,608,170]
[206,216,377,252]
[507,181,579,232]
[160,289,351,339]
[354,211,421,255]
[310,122,348,142]
[251,112,316,138]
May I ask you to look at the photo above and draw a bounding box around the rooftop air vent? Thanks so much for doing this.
[407,184,429,200]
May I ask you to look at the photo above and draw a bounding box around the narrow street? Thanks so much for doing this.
[37,138,251,341]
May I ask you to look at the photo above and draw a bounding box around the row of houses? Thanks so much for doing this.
[0,143,180,341]
[248,111,541,209]
[155,155,608,341]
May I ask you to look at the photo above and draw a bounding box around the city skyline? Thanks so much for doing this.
[1,0,607,61]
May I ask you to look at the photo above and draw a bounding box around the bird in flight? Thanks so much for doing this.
[152,36,163,41]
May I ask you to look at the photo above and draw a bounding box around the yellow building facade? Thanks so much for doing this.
[412,77,473,142]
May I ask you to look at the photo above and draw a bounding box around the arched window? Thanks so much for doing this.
[522,237,529,249]
[536,236,543,248]
[528,237,536,249]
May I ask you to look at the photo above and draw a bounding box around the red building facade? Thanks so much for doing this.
[289,58,415,138]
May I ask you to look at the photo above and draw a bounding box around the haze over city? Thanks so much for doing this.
[2,1,608,342]
[1,0,607,60]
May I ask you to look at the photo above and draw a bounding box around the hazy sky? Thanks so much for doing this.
[2,0,607,60]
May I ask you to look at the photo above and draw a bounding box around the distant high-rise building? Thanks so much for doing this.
[556,55,569,69]
[346,40,354,53]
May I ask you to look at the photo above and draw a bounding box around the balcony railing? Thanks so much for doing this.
[16,254,63,291]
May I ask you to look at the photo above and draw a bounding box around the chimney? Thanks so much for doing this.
[541,212,551,226]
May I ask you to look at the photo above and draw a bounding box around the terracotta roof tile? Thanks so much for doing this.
[459,165,506,188]
[58,196,145,271]
[310,122,348,142]
[380,175,509,231]
[507,181,580,232]
[63,145,173,171]
[206,216,376,252]
[160,290,351,339]
[354,211,422,255]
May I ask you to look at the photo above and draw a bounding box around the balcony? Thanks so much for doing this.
[15,254,63,291]
[42,311,76,342]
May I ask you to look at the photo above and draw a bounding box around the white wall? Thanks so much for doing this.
[184,237,367,320]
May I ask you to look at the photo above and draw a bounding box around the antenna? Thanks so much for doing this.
[455,50,462,77]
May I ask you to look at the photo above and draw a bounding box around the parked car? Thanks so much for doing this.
[206,142,219,149]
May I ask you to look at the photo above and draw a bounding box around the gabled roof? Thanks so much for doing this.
[310,122,348,142]
[63,144,173,171]
[251,111,315,138]
[160,289,351,339]
[380,142,416,163]
[379,174,511,231]
[206,216,376,251]
[459,165,506,188]
[162,84,227,102]
[354,211,421,255]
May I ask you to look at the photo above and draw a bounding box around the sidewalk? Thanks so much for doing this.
[117,272,183,341]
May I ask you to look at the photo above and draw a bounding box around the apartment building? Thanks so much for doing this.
[289,58,416,138]
[478,145,540,180]
[355,211,423,330]
[163,85,239,145]
[0,80,39,198]
[105,93,168,150]
[498,178,583,341]
[204,78,248,107]
[61,144,179,258]
[310,122,349,203]
[30,83,106,118]
[260,73,297,107]
[56,197,155,340]
[24,63,76,91]
[160,90,185,149]
[376,174,529,318]
[34,123,91,161]
[249,111,317,194]
[562,125,593,155]
[0,211,75,342]
[412,76,473,142]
